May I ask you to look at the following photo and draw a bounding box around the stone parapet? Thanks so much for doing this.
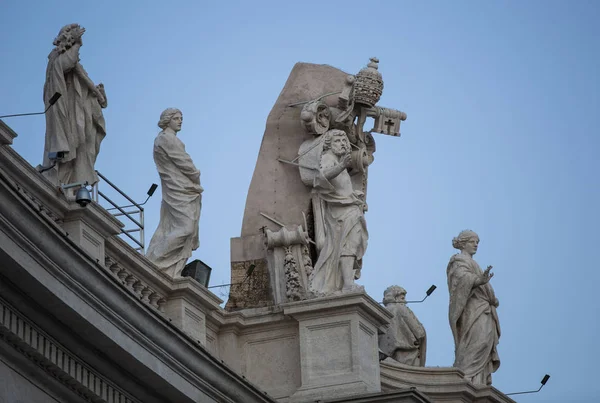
[380,359,515,403]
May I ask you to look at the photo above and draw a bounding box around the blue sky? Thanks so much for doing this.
[1,1,599,401]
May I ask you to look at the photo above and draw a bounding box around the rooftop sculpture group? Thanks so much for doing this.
[37,24,502,387]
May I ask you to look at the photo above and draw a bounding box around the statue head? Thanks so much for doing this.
[452,230,480,256]
[158,108,183,133]
[383,285,407,305]
[323,129,350,157]
[53,24,85,53]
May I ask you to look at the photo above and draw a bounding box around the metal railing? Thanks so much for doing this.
[93,171,157,253]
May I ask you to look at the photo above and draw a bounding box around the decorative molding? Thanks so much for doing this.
[301,245,313,280]
[0,296,140,403]
[284,246,303,301]
[0,150,275,402]
[104,254,166,312]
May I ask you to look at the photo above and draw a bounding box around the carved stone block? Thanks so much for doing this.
[284,292,392,402]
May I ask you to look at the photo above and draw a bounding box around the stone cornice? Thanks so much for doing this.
[323,388,432,403]
[0,143,123,237]
[0,295,140,403]
[283,291,393,329]
[0,119,18,145]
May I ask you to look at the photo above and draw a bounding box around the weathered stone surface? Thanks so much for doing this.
[240,63,349,238]
[225,259,272,310]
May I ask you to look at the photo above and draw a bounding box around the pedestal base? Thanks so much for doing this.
[284,291,392,402]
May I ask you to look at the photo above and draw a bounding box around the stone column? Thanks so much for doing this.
[284,292,392,402]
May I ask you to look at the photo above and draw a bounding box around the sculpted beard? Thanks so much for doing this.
[332,137,349,157]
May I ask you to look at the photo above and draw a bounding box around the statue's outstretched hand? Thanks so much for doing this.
[341,153,352,168]
[477,265,494,286]
[95,83,107,107]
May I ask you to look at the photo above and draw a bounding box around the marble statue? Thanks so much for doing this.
[43,23,107,186]
[227,58,407,309]
[146,108,203,278]
[307,129,368,295]
[447,230,500,385]
[378,286,427,366]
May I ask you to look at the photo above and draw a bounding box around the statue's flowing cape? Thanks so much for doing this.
[146,131,202,277]
[447,254,500,384]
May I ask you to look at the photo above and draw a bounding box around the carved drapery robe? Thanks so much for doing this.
[308,152,368,294]
[43,45,106,185]
[379,302,427,366]
[146,131,202,278]
[447,254,500,385]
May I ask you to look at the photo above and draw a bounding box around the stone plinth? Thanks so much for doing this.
[163,276,223,345]
[62,203,123,264]
[285,292,392,402]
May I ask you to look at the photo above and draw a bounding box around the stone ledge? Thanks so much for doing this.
[0,120,18,145]
[380,359,515,403]
[283,291,393,329]
[324,388,432,403]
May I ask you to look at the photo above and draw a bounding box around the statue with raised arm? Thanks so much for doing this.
[43,23,107,186]
[307,129,368,295]
[447,230,500,385]
[379,286,427,366]
[146,108,203,278]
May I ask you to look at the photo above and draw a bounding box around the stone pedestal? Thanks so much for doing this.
[62,203,122,264]
[164,277,224,345]
[285,292,392,402]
